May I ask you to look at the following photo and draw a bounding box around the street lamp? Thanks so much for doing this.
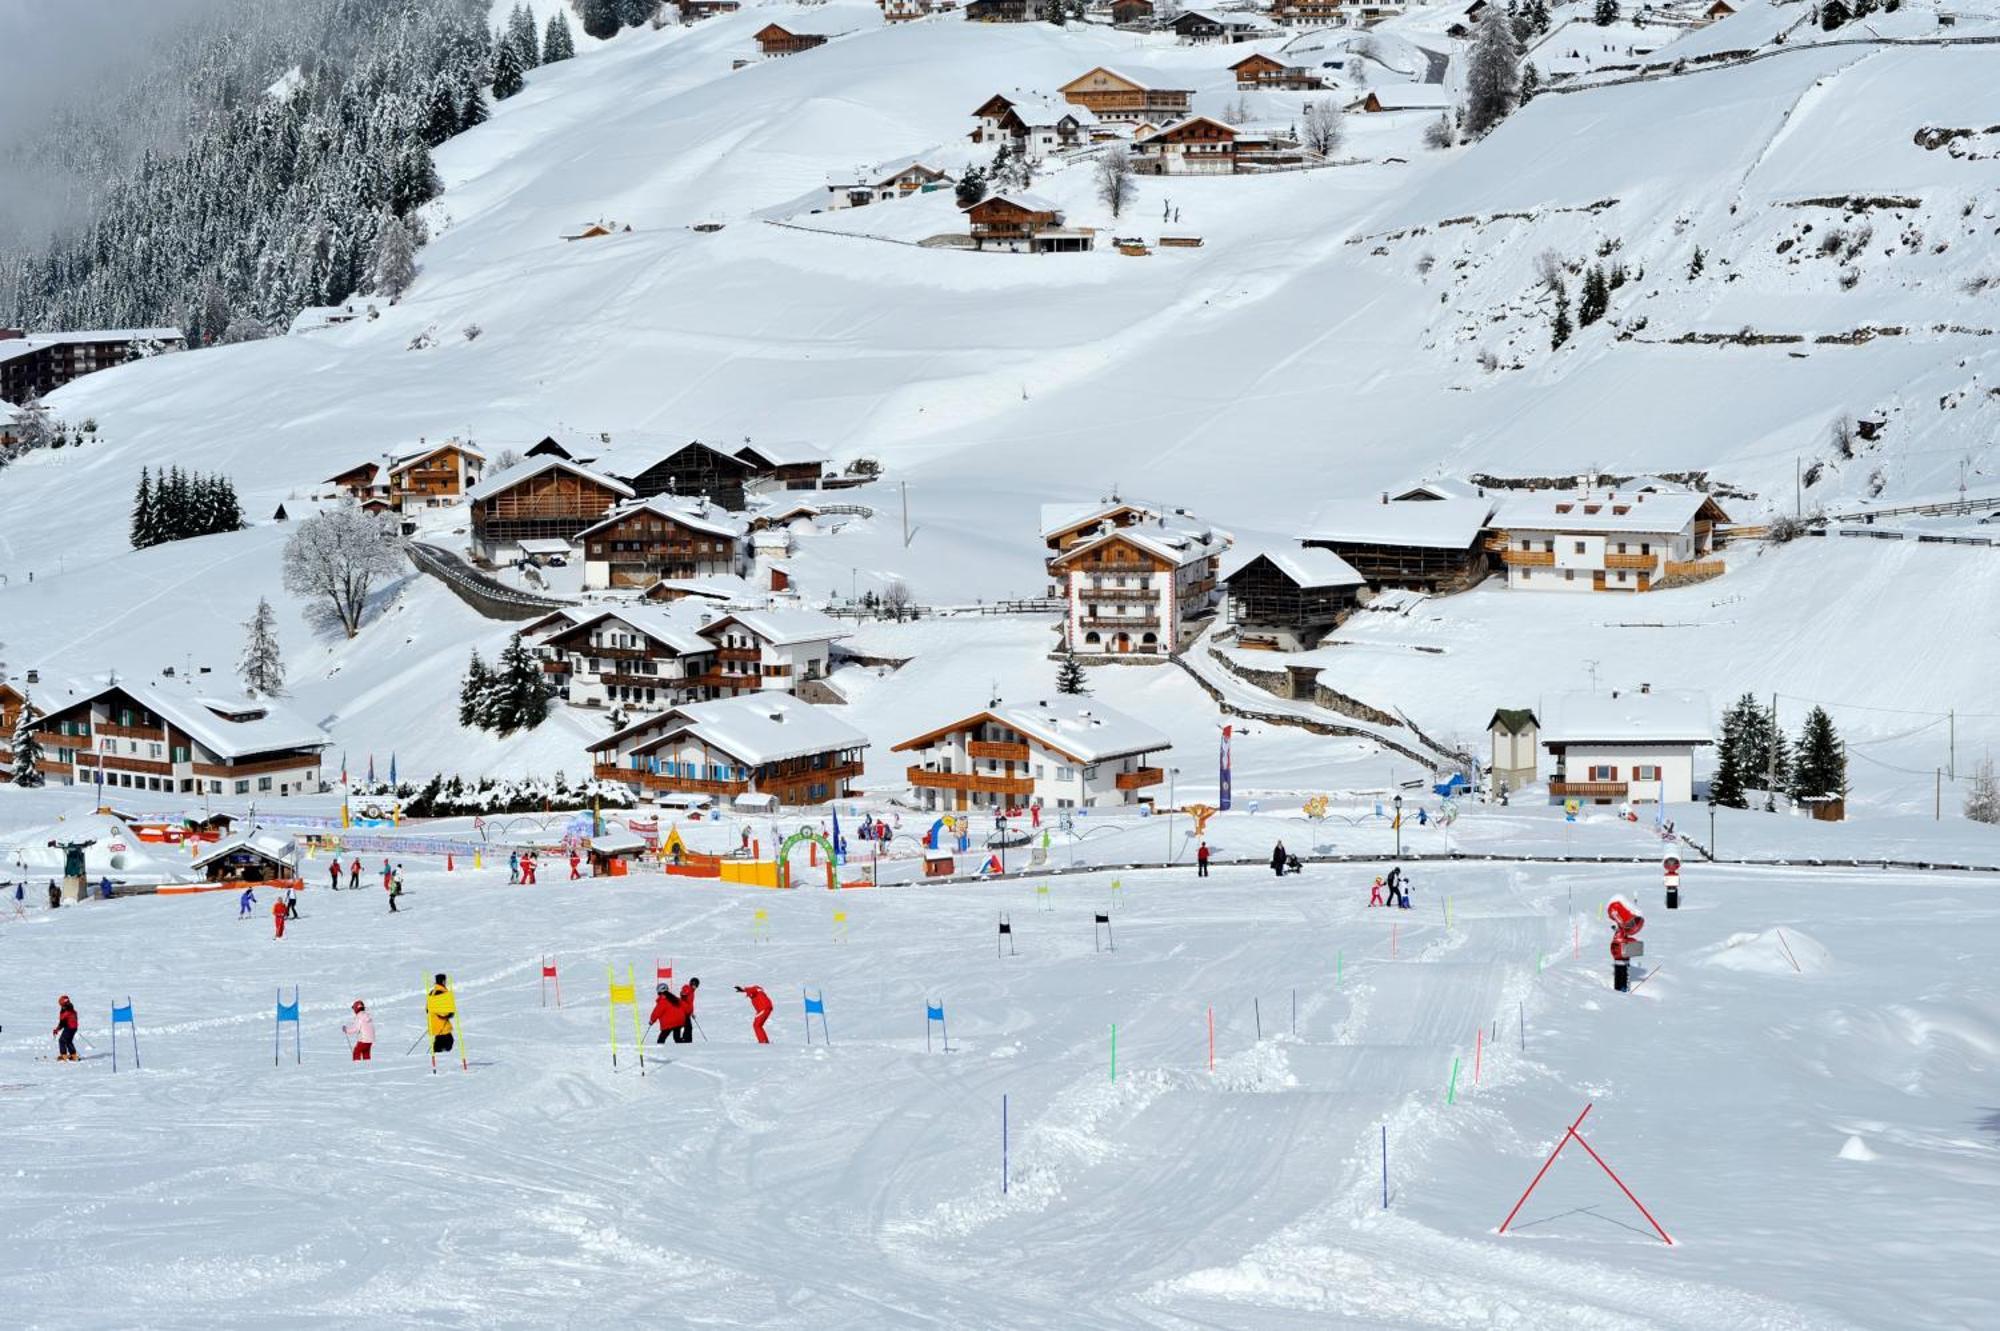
[1707,801,1716,861]
[1166,767,1181,862]
[1393,793,1403,861]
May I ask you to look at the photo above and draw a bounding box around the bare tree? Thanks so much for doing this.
[282,505,407,639]
[370,213,418,301]
[1094,145,1135,220]
[1423,113,1456,150]
[1301,101,1345,157]
[882,578,916,622]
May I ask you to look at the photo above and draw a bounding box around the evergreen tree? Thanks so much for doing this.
[131,467,156,549]
[1519,61,1541,105]
[1593,0,1618,24]
[1820,0,1851,28]
[1045,0,1067,23]
[620,0,658,24]
[544,11,577,62]
[1688,246,1705,279]
[1528,0,1551,32]
[422,77,464,146]
[1792,707,1848,800]
[1463,5,1523,139]
[1710,704,1747,808]
[1578,263,1608,326]
[11,694,44,788]
[492,40,525,100]
[459,651,492,729]
[371,214,418,299]
[506,3,541,67]
[388,141,441,217]
[1056,649,1089,695]
[955,165,987,208]
[494,633,549,734]
[582,0,623,38]
[1550,288,1572,349]
[238,598,287,696]
[460,76,490,131]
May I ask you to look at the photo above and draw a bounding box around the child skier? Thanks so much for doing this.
[238,886,256,918]
[388,869,404,913]
[52,995,79,1061]
[347,857,361,890]
[1369,877,1385,908]
[568,851,581,881]
[735,984,773,1044]
[673,978,701,1043]
[273,896,287,939]
[508,851,520,885]
[344,1001,375,1060]
[648,983,683,1045]
[380,860,393,891]
[425,975,455,1056]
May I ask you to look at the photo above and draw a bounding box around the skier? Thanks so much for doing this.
[273,896,287,940]
[347,857,361,890]
[238,886,256,918]
[1385,865,1402,907]
[52,995,80,1061]
[736,984,773,1044]
[328,860,341,891]
[508,851,520,885]
[284,889,300,921]
[426,975,455,1055]
[1270,842,1287,878]
[1418,807,1429,827]
[344,1000,375,1061]
[388,869,404,913]
[673,978,701,1043]
[522,853,538,886]
[1196,841,1211,878]
[1369,876,1385,908]
[380,860,393,892]
[648,983,683,1045]
[568,850,581,881]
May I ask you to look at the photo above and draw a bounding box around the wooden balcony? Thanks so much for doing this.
[1499,548,1555,567]
[717,647,762,664]
[1604,551,1660,571]
[95,721,167,741]
[1080,587,1157,602]
[593,763,748,797]
[1550,780,1627,799]
[907,767,1035,797]
[1115,767,1165,791]
[968,740,1030,762]
[190,752,323,779]
[91,755,174,777]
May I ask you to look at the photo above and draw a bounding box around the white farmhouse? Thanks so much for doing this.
[694,608,848,696]
[1049,511,1230,657]
[893,697,1172,813]
[1493,486,1729,592]
[1540,687,1712,806]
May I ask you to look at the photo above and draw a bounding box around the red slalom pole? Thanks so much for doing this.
[1498,1104,1592,1235]
[1565,1123,1675,1245]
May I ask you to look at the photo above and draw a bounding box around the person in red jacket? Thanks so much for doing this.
[53,996,80,1061]
[648,983,683,1045]
[1196,841,1211,878]
[273,896,287,940]
[735,984,773,1043]
[672,978,700,1043]
[568,851,581,881]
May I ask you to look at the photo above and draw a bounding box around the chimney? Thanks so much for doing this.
[26,668,39,684]
[1640,682,1651,694]
[1380,491,1389,505]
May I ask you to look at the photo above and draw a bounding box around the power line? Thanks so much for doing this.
[1775,692,2000,721]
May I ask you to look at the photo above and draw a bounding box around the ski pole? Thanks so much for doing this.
[404,1030,429,1056]
[692,1015,709,1043]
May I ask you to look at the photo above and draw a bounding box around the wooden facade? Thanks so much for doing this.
[579,507,742,588]
[617,442,755,509]
[755,24,828,55]
[1302,537,1482,590]
[1230,53,1324,89]
[1223,555,1359,650]
[389,441,483,507]
[1111,0,1154,21]
[32,687,325,796]
[471,465,631,558]
[965,0,1030,19]
[735,444,825,490]
[1134,116,1237,175]
[0,683,26,780]
[963,195,1093,252]
[1059,68,1193,123]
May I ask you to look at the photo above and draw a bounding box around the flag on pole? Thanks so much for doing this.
[367,753,376,785]
[389,752,398,787]
[340,751,348,785]
[831,807,847,863]
[1218,725,1234,811]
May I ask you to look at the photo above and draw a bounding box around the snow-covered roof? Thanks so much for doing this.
[1052,518,1230,570]
[895,696,1171,764]
[1539,689,1713,746]
[698,607,849,647]
[1006,96,1099,128]
[1065,65,1190,95]
[1394,478,1486,502]
[465,456,634,503]
[1039,499,1157,540]
[1492,488,1723,534]
[642,574,758,601]
[190,826,300,872]
[518,538,574,556]
[388,439,486,475]
[648,693,869,766]
[733,440,827,467]
[559,604,713,655]
[1358,86,1455,111]
[1302,498,1494,549]
[1219,545,1366,590]
[589,830,648,854]
[1138,116,1238,145]
[974,190,1063,216]
[48,679,328,760]
[21,327,184,345]
[576,496,749,541]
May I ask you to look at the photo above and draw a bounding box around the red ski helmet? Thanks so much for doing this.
[352,1000,365,1012]
[58,994,70,1004]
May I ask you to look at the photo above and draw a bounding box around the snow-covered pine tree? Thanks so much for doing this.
[1056,649,1089,695]
[1965,759,2000,825]
[388,141,442,217]
[238,598,287,696]
[1820,0,1851,28]
[1528,0,1551,32]
[1463,5,1523,139]
[1578,264,1608,325]
[492,40,525,100]
[506,3,540,67]
[459,75,490,131]
[371,214,418,300]
[11,695,44,788]
[494,633,549,734]
[1593,0,1618,24]
[955,165,987,207]
[619,0,658,25]
[1711,703,1748,807]
[582,0,622,38]
[1792,707,1848,800]
[422,77,463,146]
[131,468,157,549]
[1550,288,1572,349]
[544,11,577,62]
[459,651,492,729]
[1519,61,1541,105]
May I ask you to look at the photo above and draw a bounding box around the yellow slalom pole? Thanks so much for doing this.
[608,964,620,1068]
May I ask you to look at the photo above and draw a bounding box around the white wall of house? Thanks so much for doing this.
[905,730,1163,811]
[1549,743,1697,804]
[1507,526,1697,592]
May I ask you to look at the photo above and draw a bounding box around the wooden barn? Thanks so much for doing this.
[1220,547,1367,651]
[467,458,635,562]
[600,440,758,510]
[576,498,747,590]
[755,23,828,56]
[1059,67,1193,123]
[1301,497,1495,591]
[962,193,1095,253]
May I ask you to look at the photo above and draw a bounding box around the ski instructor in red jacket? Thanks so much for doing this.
[736,984,773,1043]
[648,984,683,1045]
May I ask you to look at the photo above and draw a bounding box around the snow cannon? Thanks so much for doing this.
[1606,896,1645,993]
[1662,855,1681,910]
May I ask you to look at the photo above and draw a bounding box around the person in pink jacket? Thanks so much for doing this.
[344,1000,375,1061]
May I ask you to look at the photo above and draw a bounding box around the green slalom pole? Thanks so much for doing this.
[1446,1057,1461,1104]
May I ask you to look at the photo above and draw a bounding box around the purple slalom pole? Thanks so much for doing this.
[1003,1094,1009,1195]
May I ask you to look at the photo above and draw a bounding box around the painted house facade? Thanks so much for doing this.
[467,458,635,561]
[1049,516,1230,656]
[694,609,848,696]
[1491,487,1729,593]
[543,607,718,713]
[894,697,1172,812]
[1059,67,1194,123]
[1133,116,1238,175]
[969,95,1097,158]
[1540,687,1712,805]
[31,681,328,797]
[589,693,867,806]
[576,497,747,591]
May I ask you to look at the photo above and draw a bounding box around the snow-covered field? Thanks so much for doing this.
[3,854,1995,1327]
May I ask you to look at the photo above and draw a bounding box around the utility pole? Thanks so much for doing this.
[901,481,910,549]
[1936,768,1942,821]
[1795,457,1802,518]
[1950,709,1956,781]
[1768,692,1779,808]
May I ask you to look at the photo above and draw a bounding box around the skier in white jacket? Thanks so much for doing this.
[343,1000,375,1061]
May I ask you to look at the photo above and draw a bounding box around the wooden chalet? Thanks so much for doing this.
[894,696,1171,812]
[734,441,826,491]
[1134,116,1238,175]
[576,498,747,591]
[1301,497,1495,591]
[882,0,933,20]
[1354,86,1455,114]
[1220,547,1366,651]
[1049,516,1229,656]
[1040,499,1161,581]
[1230,53,1325,89]
[1110,0,1155,22]
[467,457,635,561]
[962,193,1094,253]
[325,460,388,503]
[31,680,327,796]
[193,828,301,885]
[542,606,717,713]
[388,439,485,508]
[1273,0,1353,23]
[600,440,758,510]
[1703,0,1736,17]
[755,23,828,56]
[680,0,741,18]
[965,0,1030,19]
[1059,67,1194,123]
[589,693,867,807]
[0,682,31,781]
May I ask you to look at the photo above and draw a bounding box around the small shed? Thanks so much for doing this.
[192,828,300,884]
[1801,795,1846,823]
[587,830,648,876]
[518,538,572,565]
[1488,708,1539,794]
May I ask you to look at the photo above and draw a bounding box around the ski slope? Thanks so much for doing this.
[2,854,1994,1327]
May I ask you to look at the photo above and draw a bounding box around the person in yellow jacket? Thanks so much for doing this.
[425,973,456,1055]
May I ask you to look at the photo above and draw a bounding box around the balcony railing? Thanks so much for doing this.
[1500,548,1555,567]
[1115,767,1165,791]
[1603,551,1660,571]
[593,763,748,796]
[1663,558,1725,582]
[1550,780,1628,798]
[907,767,1035,797]
[967,740,1030,762]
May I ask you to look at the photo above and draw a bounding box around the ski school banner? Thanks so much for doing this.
[1218,725,1233,812]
